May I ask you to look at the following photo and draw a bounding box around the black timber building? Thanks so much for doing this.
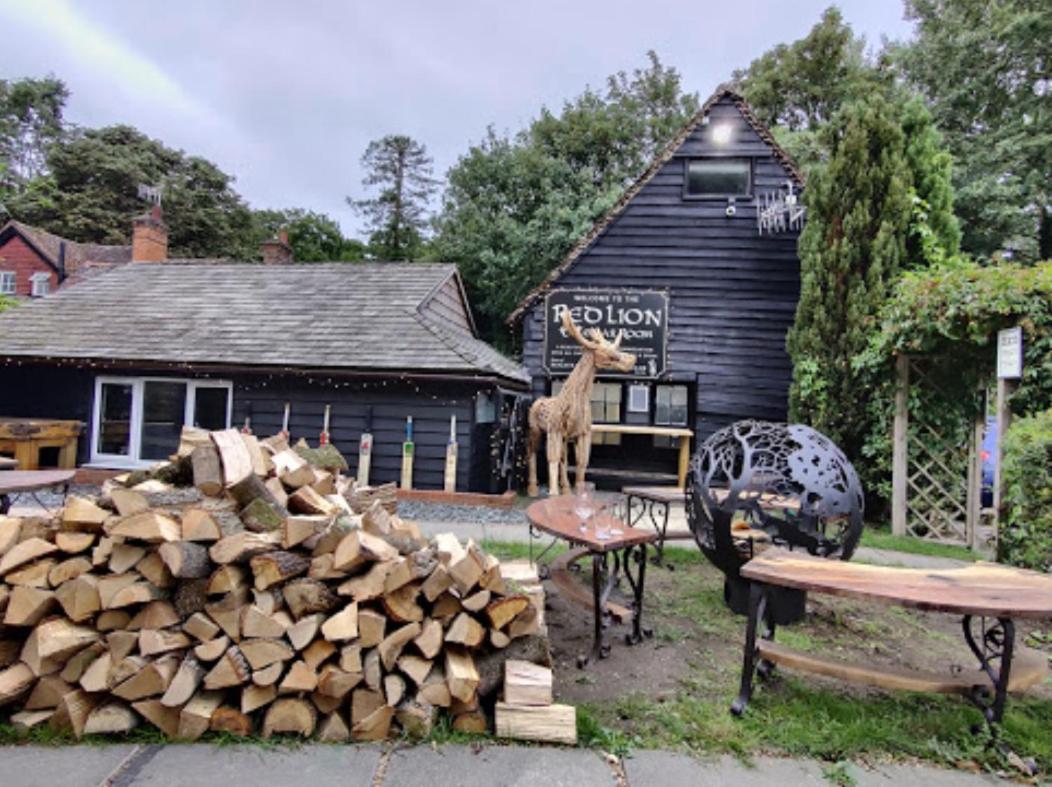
[508,87,805,486]
[0,261,528,492]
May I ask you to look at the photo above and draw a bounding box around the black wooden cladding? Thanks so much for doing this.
[0,363,494,491]
[519,95,802,442]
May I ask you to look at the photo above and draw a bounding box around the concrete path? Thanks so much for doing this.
[0,744,1011,786]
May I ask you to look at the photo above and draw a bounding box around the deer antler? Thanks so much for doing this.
[611,330,624,349]
[561,310,599,350]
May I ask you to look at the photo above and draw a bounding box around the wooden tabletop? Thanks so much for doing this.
[622,486,685,504]
[592,424,693,438]
[0,469,76,495]
[742,550,1052,619]
[526,496,657,553]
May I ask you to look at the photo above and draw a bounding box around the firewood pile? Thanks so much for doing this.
[0,428,551,742]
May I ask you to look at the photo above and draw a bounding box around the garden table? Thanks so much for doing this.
[622,485,689,565]
[526,496,656,667]
[0,469,76,515]
[732,549,1052,732]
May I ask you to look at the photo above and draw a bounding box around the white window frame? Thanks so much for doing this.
[0,270,14,295]
[30,272,50,297]
[90,376,233,467]
[627,384,650,414]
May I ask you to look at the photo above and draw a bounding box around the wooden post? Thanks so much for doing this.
[891,355,909,536]
[992,377,1015,543]
[965,407,984,550]
[677,432,692,489]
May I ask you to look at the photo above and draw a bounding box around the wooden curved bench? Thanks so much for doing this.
[550,548,631,623]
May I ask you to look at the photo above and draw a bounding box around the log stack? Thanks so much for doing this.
[495,660,576,745]
[0,427,551,741]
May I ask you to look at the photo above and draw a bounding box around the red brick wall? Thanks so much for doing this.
[0,236,58,296]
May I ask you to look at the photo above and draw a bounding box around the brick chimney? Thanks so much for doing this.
[261,229,294,265]
[132,205,168,262]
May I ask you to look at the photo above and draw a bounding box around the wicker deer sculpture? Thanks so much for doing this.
[527,310,637,496]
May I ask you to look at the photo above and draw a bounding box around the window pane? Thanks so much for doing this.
[687,159,750,196]
[0,272,14,294]
[140,382,186,461]
[98,383,133,456]
[193,386,229,430]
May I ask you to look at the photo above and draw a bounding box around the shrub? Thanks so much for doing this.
[998,408,1052,571]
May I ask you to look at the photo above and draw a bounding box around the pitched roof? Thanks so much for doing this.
[506,85,804,325]
[0,220,132,276]
[0,261,528,384]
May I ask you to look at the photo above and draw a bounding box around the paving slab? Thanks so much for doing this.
[623,751,826,787]
[127,744,381,787]
[851,762,1005,785]
[0,744,137,787]
[383,744,615,787]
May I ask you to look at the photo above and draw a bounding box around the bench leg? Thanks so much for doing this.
[622,543,653,645]
[962,615,1015,731]
[731,581,769,716]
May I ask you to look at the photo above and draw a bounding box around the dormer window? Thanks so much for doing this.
[0,271,14,295]
[685,158,751,198]
[30,272,50,297]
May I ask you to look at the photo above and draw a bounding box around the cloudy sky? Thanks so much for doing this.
[2,1,913,236]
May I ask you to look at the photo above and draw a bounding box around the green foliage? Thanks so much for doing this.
[998,408,1052,571]
[0,75,68,193]
[253,208,362,262]
[5,124,257,259]
[786,94,913,458]
[348,134,437,261]
[894,0,1052,261]
[435,52,698,343]
[0,295,17,314]
[859,261,1052,503]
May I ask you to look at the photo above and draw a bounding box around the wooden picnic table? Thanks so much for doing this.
[591,424,693,487]
[0,418,82,470]
[732,549,1052,730]
[526,496,656,666]
[0,469,76,515]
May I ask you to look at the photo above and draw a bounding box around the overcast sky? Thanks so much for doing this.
[2,1,913,236]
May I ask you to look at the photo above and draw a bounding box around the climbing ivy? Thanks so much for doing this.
[998,408,1052,571]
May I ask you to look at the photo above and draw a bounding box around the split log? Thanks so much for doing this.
[495,702,576,744]
[382,583,424,623]
[5,585,54,626]
[378,621,421,670]
[0,662,35,704]
[265,478,289,509]
[241,433,271,476]
[282,579,337,619]
[61,496,110,530]
[96,573,138,609]
[109,543,146,574]
[181,508,222,542]
[316,711,350,742]
[339,644,362,673]
[172,578,209,619]
[453,711,487,734]
[272,450,315,489]
[288,486,338,517]
[160,655,205,707]
[106,511,180,543]
[132,699,181,738]
[321,602,359,642]
[84,702,138,735]
[75,650,111,692]
[302,638,335,670]
[487,596,530,630]
[207,564,247,595]
[351,705,393,742]
[6,557,54,587]
[445,613,486,648]
[54,532,95,554]
[130,601,180,630]
[210,705,253,737]
[418,666,452,707]
[363,649,381,691]
[191,444,224,496]
[384,673,405,707]
[107,581,163,610]
[476,634,552,699]
[209,531,282,565]
[136,552,174,588]
[337,561,394,602]
[421,564,452,602]
[184,612,220,642]
[287,613,324,651]
[279,660,318,693]
[490,630,510,649]
[444,648,480,703]
[250,550,309,590]
[262,697,317,738]
[139,629,191,657]
[49,556,91,586]
[508,606,541,639]
[110,487,149,517]
[194,635,230,662]
[111,656,179,700]
[316,664,361,699]
[241,605,286,639]
[0,538,57,576]
[211,428,253,487]
[107,630,137,662]
[240,638,294,670]
[159,542,212,579]
[240,497,286,533]
[503,660,552,706]
[332,530,398,572]
[252,662,283,687]
[55,575,99,622]
[25,675,72,710]
[203,646,251,689]
[241,683,277,714]
[50,688,99,739]
[358,608,386,648]
[431,592,462,622]
[398,654,433,686]
[283,515,329,549]
[178,690,224,740]
[462,589,491,613]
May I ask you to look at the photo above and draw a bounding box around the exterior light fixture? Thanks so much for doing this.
[711,124,733,145]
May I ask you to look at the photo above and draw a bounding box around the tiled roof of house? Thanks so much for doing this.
[0,261,528,384]
[1,220,133,275]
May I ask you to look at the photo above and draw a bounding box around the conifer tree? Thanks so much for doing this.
[787,94,914,456]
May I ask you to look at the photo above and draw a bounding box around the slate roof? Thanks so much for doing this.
[506,85,804,324]
[0,261,528,384]
[0,220,133,276]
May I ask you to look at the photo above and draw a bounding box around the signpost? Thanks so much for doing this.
[993,327,1023,534]
[543,289,668,378]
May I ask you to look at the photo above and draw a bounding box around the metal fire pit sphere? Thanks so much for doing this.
[685,420,864,619]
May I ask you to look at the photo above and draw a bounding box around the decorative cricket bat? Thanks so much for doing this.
[281,402,291,440]
[319,404,331,446]
[357,407,373,487]
[400,416,415,491]
[444,415,458,493]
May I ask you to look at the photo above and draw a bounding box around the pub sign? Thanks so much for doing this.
[543,289,668,378]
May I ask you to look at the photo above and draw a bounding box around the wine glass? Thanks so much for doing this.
[572,483,596,534]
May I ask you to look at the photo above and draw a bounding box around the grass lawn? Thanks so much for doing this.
[859,527,982,562]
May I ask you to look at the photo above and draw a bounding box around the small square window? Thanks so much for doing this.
[655,385,689,426]
[30,273,50,297]
[0,271,14,295]
[628,385,650,414]
[685,158,751,197]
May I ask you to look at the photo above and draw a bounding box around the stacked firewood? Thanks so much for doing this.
[0,428,549,741]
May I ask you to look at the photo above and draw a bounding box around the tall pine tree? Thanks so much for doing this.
[787,93,957,458]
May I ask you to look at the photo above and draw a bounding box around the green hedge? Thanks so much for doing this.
[998,408,1052,572]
